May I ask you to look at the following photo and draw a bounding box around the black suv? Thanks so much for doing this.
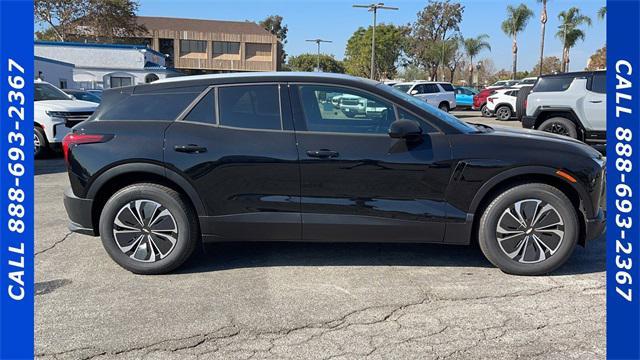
[63,73,606,275]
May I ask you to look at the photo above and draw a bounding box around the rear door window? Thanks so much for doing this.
[218,85,281,130]
[438,83,455,92]
[184,90,216,124]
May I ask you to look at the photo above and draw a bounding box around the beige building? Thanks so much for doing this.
[136,16,281,74]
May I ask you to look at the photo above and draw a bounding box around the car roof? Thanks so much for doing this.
[539,70,605,79]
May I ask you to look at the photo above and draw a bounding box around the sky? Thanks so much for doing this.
[138,0,606,72]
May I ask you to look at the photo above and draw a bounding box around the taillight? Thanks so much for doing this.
[62,133,110,163]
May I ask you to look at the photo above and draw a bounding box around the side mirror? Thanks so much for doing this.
[389,119,423,141]
[409,89,419,95]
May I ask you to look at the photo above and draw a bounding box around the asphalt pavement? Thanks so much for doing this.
[35,111,605,359]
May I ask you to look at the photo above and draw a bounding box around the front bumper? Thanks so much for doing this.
[585,207,606,242]
[63,187,96,236]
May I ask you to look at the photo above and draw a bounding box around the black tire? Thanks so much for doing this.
[538,117,578,139]
[478,183,579,275]
[34,127,48,159]
[99,183,199,274]
[480,104,492,117]
[495,105,513,121]
[438,102,450,112]
[515,85,532,121]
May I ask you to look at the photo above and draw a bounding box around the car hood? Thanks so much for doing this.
[484,124,601,157]
[35,100,98,112]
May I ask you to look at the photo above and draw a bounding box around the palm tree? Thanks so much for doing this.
[557,7,592,72]
[463,34,491,86]
[501,4,534,80]
[537,0,550,76]
[598,6,607,20]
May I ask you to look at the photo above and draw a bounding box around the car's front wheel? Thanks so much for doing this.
[99,183,199,274]
[34,127,48,158]
[478,183,578,275]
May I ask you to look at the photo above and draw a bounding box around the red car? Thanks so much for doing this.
[473,87,506,117]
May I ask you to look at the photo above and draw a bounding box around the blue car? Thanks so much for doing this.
[454,86,478,109]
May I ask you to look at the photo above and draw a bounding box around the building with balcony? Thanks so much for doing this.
[136,16,281,74]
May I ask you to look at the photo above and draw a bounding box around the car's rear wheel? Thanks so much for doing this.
[99,183,199,274]
[34,127,48,159]
[480,104,492,117]
[438,102,450,112]
[495,106,512,121]
[478,183,578,275]
[539,117,578,139]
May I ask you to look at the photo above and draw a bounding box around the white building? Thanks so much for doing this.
[34,56,75,89]
[34,41,182,90]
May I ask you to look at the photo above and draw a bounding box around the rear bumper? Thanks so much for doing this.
[585,207,606,242]
[522,116,536,129]
[63,187,96,236]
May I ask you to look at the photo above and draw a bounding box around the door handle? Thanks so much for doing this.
[589,100,603,103]
[174,144,207,154]
[306,149,339,158]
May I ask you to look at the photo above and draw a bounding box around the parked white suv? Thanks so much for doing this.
[34,80,98,157]
[393,81,456,112]
[514,77,537,88]
[523,71,606,150]
[486,88,519,120]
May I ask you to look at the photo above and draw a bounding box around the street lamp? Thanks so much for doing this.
[305,38,332,72]
[353,3,398,80]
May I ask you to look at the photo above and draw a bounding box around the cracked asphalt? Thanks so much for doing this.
[35,113,606,359]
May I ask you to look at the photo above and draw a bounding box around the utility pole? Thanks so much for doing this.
[353,3,398,80]
[306,38,332,72]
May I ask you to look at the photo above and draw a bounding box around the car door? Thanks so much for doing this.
[164,83,301,241]
[583,72,606,131]
[289,83,452,242]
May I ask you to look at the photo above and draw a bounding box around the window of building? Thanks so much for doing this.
[180,40,207,57]
[297,85,395,134]
[59,79,68,89]
[110,76,132,88]
[245,43,272,60]
[218,85,281,130]
[213,41,240,59]
[184,91,216,124]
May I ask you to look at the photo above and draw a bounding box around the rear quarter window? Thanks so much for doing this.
[438,83,455,92]
[531,77,575,92]
[94,86,205,121]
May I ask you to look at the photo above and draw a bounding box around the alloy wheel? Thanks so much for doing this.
[496,199,565,264]
[543,123,569,136]
[481,105,492,117]
[112,199,178,263]
[34,133,41,155]
[496,107,511,120]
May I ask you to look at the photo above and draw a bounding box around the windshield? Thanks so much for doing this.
[35,83,70,101]
[69,92,101,103]
[379,84,477,133]
[392,84,412,93]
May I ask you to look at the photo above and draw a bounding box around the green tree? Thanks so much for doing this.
[501,4,534,80]
[597,6,606,20]
[288,53,345,73]
[407,0,465,80]
[344,24,408,80]
[531,56,561,75]
[586,46,606,70]
[557,7,592,72]
[259,15,288,63]
[462,34,491,85]
[35,0,146,42]
[537,0,550,76]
